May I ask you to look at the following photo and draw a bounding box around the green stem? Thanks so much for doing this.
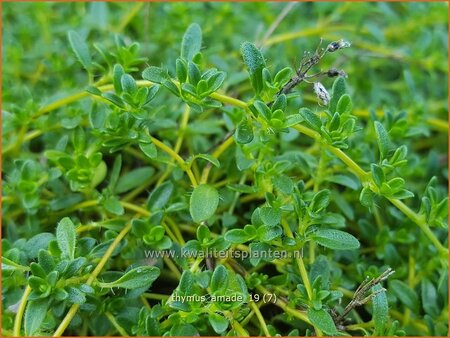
[105,312,128,336]
[388,197,448,257]
[53,221,133,336]
[150,135,198,187]
[296,256,313,300]
[232,319,249,336]
[157,105,191,186]
[114,2,144,33]
[249,301,271,337]
[13,285,31,336]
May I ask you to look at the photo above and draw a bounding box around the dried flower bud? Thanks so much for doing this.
[313,82,330,106]
[326,39,351,53]
[327,68,348,78]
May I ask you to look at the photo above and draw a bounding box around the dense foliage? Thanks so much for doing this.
[2,2,448,337]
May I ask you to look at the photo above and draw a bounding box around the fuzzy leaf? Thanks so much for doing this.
[104,196,124,215]
[299,108,322,132]
[372,284,389,335]
[209,313,229,333]
[24,298,50,336]
[142,66,169,84]
[390,280,419,312]
[260,206,281,227]
[181,23,202,61]
[307,308,337,335]
[329,77,346,113]
[225,229,253,244]
[148,181,174,211]
[98,266,160,289]
[241,42,265,94]
[56,217,77,260]
[312,229,360,250]
[116,167,155,194]
[68,31,92,71]
[374,121,391,160]
[236,119,254,144]
[210,265,229,293]
[139,142,157,159]
[193,154,220,168]
[189,184,219,223]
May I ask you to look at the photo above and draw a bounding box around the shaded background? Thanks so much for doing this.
[3,2,448,119]
[2,2,449,336]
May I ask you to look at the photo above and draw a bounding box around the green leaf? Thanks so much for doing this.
[139,142,157,159]
[391,189,414,200]
[178,270,194,295]
[272,175,294,194]
[253,100,271,120]
[176,58,188,83]
[102,92,125,108]
[374,121,392,160]
[193,154,220,168]
[207,71,226,93]
[421,278,439,317]
[312,229,360,250]
[121,74,137,94]
[56,217,77,260]
[66,286,86,304]
[272,94,287,112]
[241,42,265,94]
[108,155,122,191]
[68,31,92,71]
[336,94,353,115]
[24,298,50,336]
[1,257,30,272]
[372,284,389,335]
[188,61,201,86]
[360,186,375,207]
[104,196,124,215]
[329,77,346,113]
[98,266,160,289]
[148,181,174,211]
[274,67,292,86]
[189,184,219,223]
[116,167,155,194]
[284,114,304,128]
[170,324,198,336]
[196,224,210,242]
[260,206,281,227]
[236,118,254,144]
[209,313,229,334]
[325,174,359,190]
[390,280,419,312]
[113,64,125,94]
[211,265,229,293]
[142,66,169,84]
[310,189,331,213]
[371,164,385,188]
[307,308,337,335]
[181,23,202,61]
[85,85,102,96]
[258,225,282,242]
[225,229,253,244]
[299,108,322,132]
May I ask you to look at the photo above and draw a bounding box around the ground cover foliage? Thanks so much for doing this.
[2,2,448,337]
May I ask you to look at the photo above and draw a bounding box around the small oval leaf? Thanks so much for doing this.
[56,217,77,260]
[312,229,360,250]
[98,266,160,289]
[189,184,219,223]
